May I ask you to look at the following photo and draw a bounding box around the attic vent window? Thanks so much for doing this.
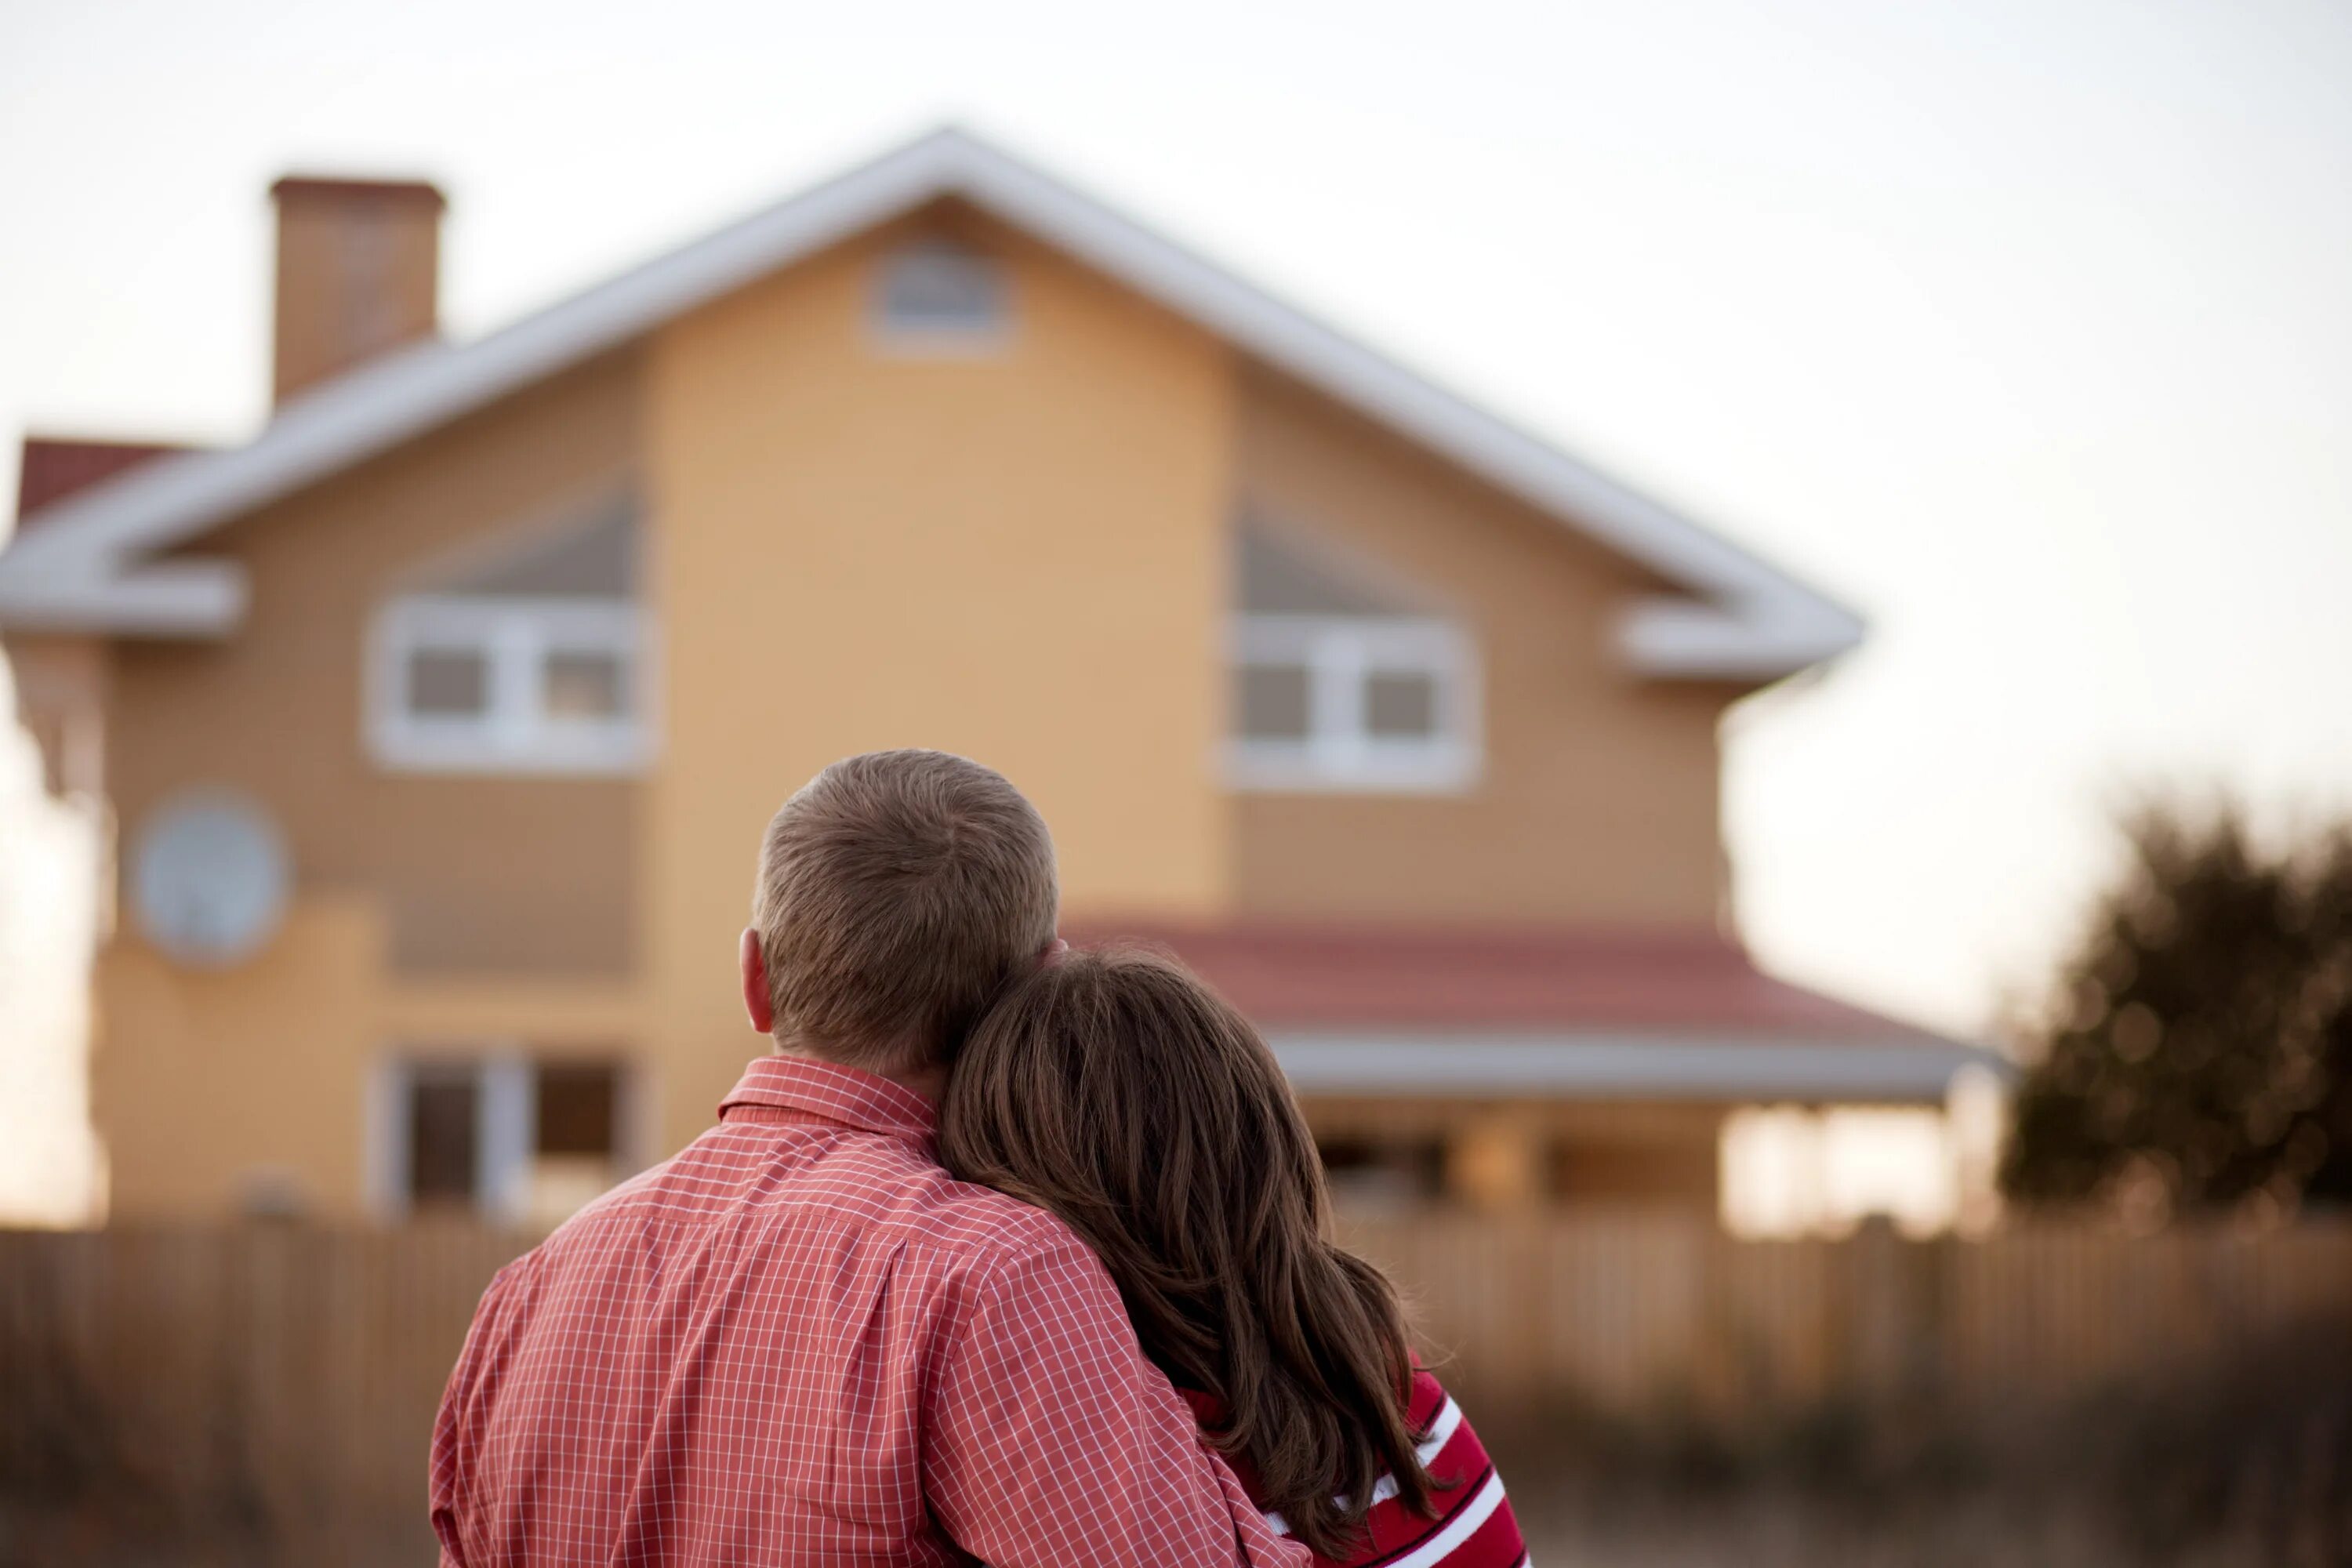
[874,241,1010,349]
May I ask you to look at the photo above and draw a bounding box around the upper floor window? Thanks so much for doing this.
[1227,521,1479,793]
[873,239,1011,351]
[368,499,652,775]
[1230,615,1477,792]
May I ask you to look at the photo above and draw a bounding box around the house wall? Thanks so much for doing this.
[2,632,106,797]
[639,204,1238,1148]
[96,899,382,1215]
[1229,368,1738,927]
[82,206,1755,1216]
[96,355,647,1217]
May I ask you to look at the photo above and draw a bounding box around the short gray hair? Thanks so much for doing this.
[752,750,1058,1076]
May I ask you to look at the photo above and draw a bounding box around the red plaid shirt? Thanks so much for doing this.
[430,1054,1308,1567]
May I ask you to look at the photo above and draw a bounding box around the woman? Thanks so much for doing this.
[940,947,1528,1568]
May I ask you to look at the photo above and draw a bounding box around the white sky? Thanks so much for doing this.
[3,0,2350,1045]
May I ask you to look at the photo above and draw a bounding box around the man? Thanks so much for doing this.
[430,750,1305,1567]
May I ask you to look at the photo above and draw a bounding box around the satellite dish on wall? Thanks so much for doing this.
[131,790,291,967]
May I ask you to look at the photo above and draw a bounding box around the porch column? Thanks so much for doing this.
[1443,1108,1547,1210]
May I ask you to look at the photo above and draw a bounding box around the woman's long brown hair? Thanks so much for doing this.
[938,947,1439,1559]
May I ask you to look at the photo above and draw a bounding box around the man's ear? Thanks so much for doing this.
[739,927,775,1035]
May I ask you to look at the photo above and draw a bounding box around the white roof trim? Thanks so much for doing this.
[1269,1030,2005,1102]
[0,559,245,634]
[0,125,1862,672]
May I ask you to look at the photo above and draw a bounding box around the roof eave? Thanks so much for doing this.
[1619,595,1866,681]
[1269,1031,2009,1102]
[0,561,245,637]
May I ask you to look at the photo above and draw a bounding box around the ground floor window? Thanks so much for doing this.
[374,1053,636,1225]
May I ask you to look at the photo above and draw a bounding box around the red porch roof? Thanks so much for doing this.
[1062,920,1945,1044]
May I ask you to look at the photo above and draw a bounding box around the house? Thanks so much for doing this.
[0,128,1986,1224]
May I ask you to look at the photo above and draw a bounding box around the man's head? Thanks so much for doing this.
[741,750,1058,1080]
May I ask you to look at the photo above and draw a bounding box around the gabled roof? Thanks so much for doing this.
[1069,920,1936,1037]
[0,126,1862,677]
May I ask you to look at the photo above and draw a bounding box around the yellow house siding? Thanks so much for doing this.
[96,355,648,1218]
[109,354,647,978]
[96,898,385,1216]
[1230,368,1735,927]
[641,207,1237,1148]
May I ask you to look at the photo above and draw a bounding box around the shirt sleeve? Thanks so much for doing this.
[429,1259,524,1568]
[923,1232,1309,1568]
[428,1308,481,1568]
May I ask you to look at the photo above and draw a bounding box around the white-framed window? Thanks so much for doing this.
[368,594,652,775]
[1227,615,1480,793]
[871,239,1011,351]
[367,1052,642,1225]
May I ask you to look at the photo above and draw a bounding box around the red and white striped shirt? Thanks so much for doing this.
[1184,1370,1529,1568]
[430,1054,1306,1567]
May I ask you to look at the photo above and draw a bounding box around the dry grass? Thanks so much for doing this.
[1487,1318,2352,1568]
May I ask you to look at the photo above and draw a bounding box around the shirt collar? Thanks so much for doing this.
[718,1052,938,1146]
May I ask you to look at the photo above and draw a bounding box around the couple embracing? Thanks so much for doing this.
[431,750,1526,1567]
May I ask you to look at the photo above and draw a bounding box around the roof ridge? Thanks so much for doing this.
[0,123,1861,677]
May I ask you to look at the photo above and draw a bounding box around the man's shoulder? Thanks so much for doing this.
[893,1167,1102,1279]
[812,1152,1116,1315]
[526,1125,1096,1290]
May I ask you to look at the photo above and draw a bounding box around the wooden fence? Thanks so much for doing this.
[0,1221,524,1565]
[1338,1214,2352,1423]
[4,1216,2350,1561]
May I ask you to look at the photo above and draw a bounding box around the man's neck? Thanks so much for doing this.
[770,1041,947,1105]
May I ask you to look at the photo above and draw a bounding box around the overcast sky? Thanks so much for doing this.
[4,0,2349,1039]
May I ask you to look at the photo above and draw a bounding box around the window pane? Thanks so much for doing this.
[1238,662,1312,740]
[535,1062,618,1157]
[408,1071,478,1205]
[1365,669,1439,739]
[543,649,628,720]
[408,647,488,717]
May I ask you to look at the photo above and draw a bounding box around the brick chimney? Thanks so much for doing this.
[269,176,445,404]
